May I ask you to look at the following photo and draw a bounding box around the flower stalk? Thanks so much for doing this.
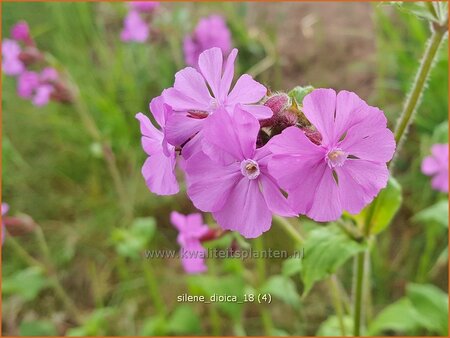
[353,15,447,337]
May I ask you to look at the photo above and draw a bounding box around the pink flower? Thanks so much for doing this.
[183,15,232,70]
[268,89,396,222]
[17,69,56,106]
[136,95,179,195]
[129,1,159,12]
[2,39,25,76]
[163,47,272,148]
[11,21,32,44]
[17,71,40,98]
[40,67,59,82]
[120,10,149,43]
[184,106,294,238]
[421,143,448,193]
[2,203,9,245]
[170,211,209,274]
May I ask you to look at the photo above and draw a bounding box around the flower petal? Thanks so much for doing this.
[198,47,223,99]
[422,156,440,175]
[302,88,337,147]
[335,160,389,215]
[202,106,259,164]
[241,104,273,119]
[431,171,448,193]
[136,112,163,155]
[149,95,168,128]
[163,67,212,111]
[219,48,238,101]
[185,151,241,212]
[170,211,186,232]
[142,151,179,195]
[339,106,395,163]
[306,168,342,222]
[213,178,272,238]
[259,175,296,217]
[164,111,204,146]
[227,74,267,105]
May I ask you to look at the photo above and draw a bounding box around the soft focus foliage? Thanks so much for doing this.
[2,2,448,336]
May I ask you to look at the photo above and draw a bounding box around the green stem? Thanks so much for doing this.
[141,260,167,316]
[393,27,446,153]
[328,275,347,336]
[364,25,446,237]
[273,216,305,245]
[353,252,366,336]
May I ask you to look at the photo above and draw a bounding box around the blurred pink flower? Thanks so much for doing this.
[2,39,25,76]
[17,69,56,106]
[120,10,149,43]
[136,95,179,195]
[170,211,209,274]
[163,47,272,148]
[268,89,396,222]
[11,21,32,44]
[129,1,159,12]
[185,106,294,238]
[183,15,232,70]
[40,67,59,82]
[2,203,9,245]
[422,143,448,193]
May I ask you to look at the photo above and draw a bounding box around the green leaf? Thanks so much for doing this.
[282,256,303,277]
[368,298,421,335]
[300,225,366,295]
[406,283,448,335]
[111,217,156,259]
[414,200,449,228]
[19,320,58,336]
[168,305,202,335]
[261,275,301,309]
[317,315,353,336]
[353,177,402,235]
[2,267,48,301]
[140,316,168,336]
[288,85,314,106]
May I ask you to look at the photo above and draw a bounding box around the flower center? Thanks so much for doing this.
[240,159,260,180]
[326,148,348,168]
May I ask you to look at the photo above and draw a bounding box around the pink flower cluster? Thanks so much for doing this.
[137,47,396,239]
[422,143,448,193]
[2,21,72,107]
[183,15,232,70]
[120,2,159,43]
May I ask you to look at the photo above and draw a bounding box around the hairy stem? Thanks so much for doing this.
[393,27,446,157]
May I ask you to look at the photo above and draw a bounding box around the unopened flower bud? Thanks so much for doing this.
[19,46,44,66]
[260,93,291,127]
[302,127,322,145]
[4,214,37,237]
[11,21,34,46]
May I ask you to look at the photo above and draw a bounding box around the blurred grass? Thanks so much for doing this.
[2,2,448,336]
